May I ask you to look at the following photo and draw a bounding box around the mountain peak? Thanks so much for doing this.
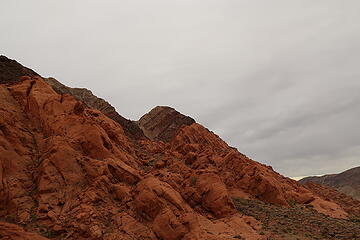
[300,166,360,200]
[138,105,195,142]
[0,55,39,84]
[1,57,360,240]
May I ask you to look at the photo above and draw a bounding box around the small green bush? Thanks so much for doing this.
[287,199,297,208]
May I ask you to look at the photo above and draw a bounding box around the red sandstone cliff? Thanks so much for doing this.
[44,77,145,140]
[0,56,357,240]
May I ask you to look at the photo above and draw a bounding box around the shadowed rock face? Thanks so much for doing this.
[0,56,358,240]
[138,106,195,142]
[44,77,145,140]
[300,166,360,200]
[0,76,266,240]
[0,56,39,84]
[0,222,48,240]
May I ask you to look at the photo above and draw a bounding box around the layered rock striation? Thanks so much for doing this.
[300,166,360,201]
[138,106,195,142]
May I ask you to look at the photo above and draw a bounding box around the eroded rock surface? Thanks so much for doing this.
[138,106,195,142]
[304,182,360,217]
[0,222,49,240]
[0,56,39,84]
[0,76,263,239]
[44,77,145,140]
[0,56,358,240]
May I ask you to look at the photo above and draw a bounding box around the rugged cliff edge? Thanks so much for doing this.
[0,56,39,84]
[138,106,195,142]
[44,77,145,140]
[0,56,359,240]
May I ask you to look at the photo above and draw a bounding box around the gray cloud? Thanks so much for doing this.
[1,0,359,178]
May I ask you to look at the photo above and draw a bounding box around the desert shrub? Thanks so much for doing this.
[349,217,360,223]
[233,234,243,239]
[287,199,297,208]
[189,176,197,187]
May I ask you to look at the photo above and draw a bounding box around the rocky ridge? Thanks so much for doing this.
[300,166,360,201]
[0,56,39,84]
[303,182,360,217]
[44,77,145,140]
[138,106,195,142]
[0,56,358,240]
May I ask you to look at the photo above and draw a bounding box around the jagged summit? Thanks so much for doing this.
[138,106,195,142]
[0,55,39,84]
[0,55,194,142]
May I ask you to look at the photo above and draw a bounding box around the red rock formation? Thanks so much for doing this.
[0,56,39,84]
[0,56,356,239]
[138,106,195,142]
[304,182,360,217]
[0,222,49,240]
[166,123,348,218]
[0,76,265,239]
[45,77,145,140]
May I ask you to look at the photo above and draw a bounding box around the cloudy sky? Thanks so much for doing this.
[1,0,360,178]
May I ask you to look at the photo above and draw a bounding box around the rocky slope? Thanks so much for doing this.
[44,77,145,140]
[0,222,48,240]
[0,56,39,84]
[138,106,195,142]
[0,56,359,240]
[300,166,360,200]
[233,197,360,240]
[303,182,360,217]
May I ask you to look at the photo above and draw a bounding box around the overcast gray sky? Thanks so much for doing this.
[1,0,360,178]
